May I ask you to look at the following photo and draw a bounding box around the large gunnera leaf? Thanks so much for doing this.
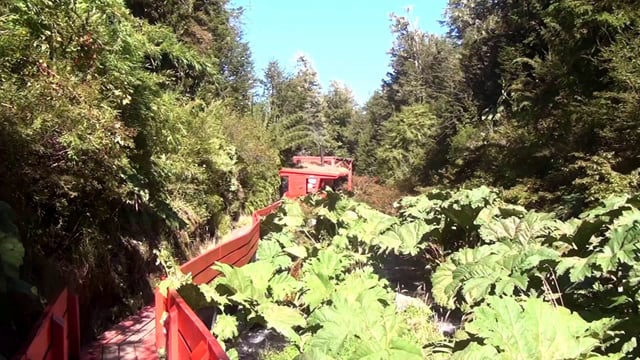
[276,200,306,229]
[212,313,239,341]
[256,240,292,270]
[212,261,276,304]
[453,296,619,360]
[376,221,434,255]
[441,186,498,230]
[477,211,560,246]
[305,288,420,359]
[258,302,306,344]
[432,243,558,309]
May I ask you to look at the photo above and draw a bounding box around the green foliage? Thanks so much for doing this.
[261,345,299,360]
[126,0,255,109]
[376,104,440,188]
[431,241,558,309]
[221,113,280,211]
[304,285,422,359]
[563,153,640,209]
[393,186,501,256]
[161,191,448,357]
[198,259,307,345]
[155,189,640,359]
[350,0,640,217]
[452,296,621,360]
[426,189,640,357]
[322,81,359,156]
[0,0,279,349]
[552,196,640,340]
[376,221,434,256]
[0,202,33,358]
[353,92,391,176]
[258,58,331,161]
[155,245,195,304]
[0,202,27,294]
[212,313,239,341]
[398,304,444,351]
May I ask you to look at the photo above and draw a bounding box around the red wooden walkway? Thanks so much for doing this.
[79,306,158,360]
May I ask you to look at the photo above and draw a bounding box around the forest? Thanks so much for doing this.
[1,0,640,359]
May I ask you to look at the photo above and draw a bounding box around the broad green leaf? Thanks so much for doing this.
[441,186,498,229]
[198,283,230,307]
[580,195,631,220]
[333,269,391,305]
[571,218,608,252]
[432,242,551,308]
[432,245,508,308]
[462,277,496,303]
[244,261,276,294]
[556,256,594,282]
[599,208,640,271]
[376,221,432,255]
[302,272,334,309]
[258,303,306,343]
[308,249,348,279]
[341,210,359,225]
[461,296,618,359]
[226,349,239,360]
[300,348,338,360]
[277,200,306,229]
[257,240,292,270]
[212,313,238,341]
[478,211,558,246]
[284,245,308,259]
[268,232,297,248]
[0,234,24,278]
[306,298,370,355]
[387,337,424,359]
[450,343,499,359]
[269,272,301,302]
[213,261,275,303]
[257,239,283,259]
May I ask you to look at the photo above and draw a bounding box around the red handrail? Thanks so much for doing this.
[156,200,282,359]
[14,288,80,360]
[155,288,228,360]
[179,220,261,285]
[17,200,282,360]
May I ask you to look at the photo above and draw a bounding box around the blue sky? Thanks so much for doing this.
[233,0,449,105]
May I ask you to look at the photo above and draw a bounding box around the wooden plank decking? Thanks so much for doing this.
[80,306,159,360]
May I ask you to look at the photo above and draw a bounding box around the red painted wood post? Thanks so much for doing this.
[167,305,180,360]
[51,315,67,360]
[68,293,81,359]
[155,288,167,352]
[191,341,208,360]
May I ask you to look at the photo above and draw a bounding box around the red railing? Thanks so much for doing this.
[155,200,282,359]
[16,200,282,360]
[254,200,282,218]
[15,288,80,360]
[155,289,228,360]
[180,219,260,285]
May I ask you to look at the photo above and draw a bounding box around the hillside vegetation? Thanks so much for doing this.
[349,1,640,217]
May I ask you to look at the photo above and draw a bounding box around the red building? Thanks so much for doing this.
[279,156,353,198]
